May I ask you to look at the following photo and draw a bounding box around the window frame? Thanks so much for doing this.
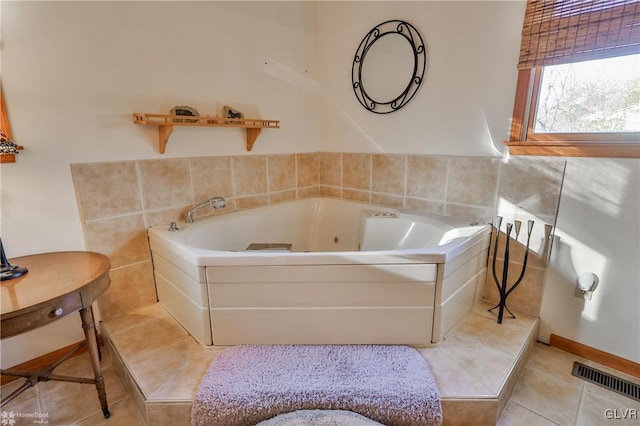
[505,66,640,158]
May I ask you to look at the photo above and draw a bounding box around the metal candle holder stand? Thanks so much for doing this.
[489,217,534,324]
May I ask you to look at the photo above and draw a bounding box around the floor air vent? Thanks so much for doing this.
[572,362,640,402]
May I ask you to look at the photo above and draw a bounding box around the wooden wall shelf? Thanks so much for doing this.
[133,113,280,153]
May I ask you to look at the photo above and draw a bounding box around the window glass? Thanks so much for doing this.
[533,54,640,134]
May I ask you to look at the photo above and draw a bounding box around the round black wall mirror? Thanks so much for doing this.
[352,20,427,114]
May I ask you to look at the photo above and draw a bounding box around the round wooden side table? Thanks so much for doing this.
[1,251,111,418]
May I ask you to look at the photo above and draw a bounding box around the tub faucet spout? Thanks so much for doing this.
[185,197,226,223]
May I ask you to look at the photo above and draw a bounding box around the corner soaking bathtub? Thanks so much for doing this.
[148,197,491,347]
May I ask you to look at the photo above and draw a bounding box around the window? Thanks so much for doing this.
[506,0,640,158]
[534,54,639,134]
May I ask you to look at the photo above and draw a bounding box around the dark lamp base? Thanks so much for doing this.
[1,264,28,281]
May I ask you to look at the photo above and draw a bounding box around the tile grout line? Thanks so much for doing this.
[506,399,562,425]
[572,388,586,426]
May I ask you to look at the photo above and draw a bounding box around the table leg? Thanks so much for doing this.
[79,307,110,418]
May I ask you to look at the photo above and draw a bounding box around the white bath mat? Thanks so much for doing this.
[191,344,443,426]
[256,409,383,425]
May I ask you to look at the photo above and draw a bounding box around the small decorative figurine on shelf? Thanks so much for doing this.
[1,89,24,164]
[223,105,244,122]
[0,130,22,164]
[170,106,199,123]
[489,216,534,324]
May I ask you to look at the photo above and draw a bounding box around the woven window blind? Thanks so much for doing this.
[518,0,640,69]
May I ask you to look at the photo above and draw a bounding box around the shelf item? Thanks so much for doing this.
[132,113,280,153]
[0,132,23,164]
[1,88,23,164]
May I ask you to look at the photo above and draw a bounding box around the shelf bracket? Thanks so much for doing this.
[246,128,262,151]
[158,125,174,154]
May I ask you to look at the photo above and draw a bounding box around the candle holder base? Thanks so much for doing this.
[488,302,516,321]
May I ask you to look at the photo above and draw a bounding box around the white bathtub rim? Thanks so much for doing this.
[149,226,490,267]
[148,198,491,267]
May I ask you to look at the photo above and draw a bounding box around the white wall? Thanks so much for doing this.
[316,1,524,155]
[540,158,640,362]
[316,1,640,363]
[1,1,320,367]
[1,0,320,253]
[2,1,638,366]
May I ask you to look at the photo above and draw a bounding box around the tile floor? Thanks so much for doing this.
[2,302,638,426]
[498,344,640,426]
[0,344,144,426]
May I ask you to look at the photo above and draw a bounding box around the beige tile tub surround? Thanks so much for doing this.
[342,153,372,191]
[296,153,320,189]
[447,157,500,207]
[189,156,233,201]
[267,154,296,192]
[73,153,509,229]
[99,261,157,322]
[138,159,192,210]
[72,153,558,321]
[406,155,448,201]
[71,162,142,221]
[83,214,150,269]
[232,155,267,197]
[372,153,405,196]
[370,192,404,209]
[498,158,565,219]
[318,152,342,187]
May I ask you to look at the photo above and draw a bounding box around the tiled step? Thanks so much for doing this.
[103,301,538,426]
[421,302,539,425]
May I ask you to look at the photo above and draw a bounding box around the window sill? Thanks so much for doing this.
[504,141,640,159]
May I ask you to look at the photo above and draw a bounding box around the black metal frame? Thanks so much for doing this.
[352,20,427,114]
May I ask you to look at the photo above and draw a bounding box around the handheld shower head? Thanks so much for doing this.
[185,196,227,223]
